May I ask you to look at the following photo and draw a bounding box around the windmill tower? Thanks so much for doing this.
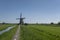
[20,13,25,24]
[16,13,25,25]
[16,13,25,24]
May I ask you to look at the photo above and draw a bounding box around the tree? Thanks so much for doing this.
[51,22,54,24]
[2,22,5,24]
[24,23,28,25]
[58,22,60,25]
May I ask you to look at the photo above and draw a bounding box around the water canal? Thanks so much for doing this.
[0,26,15,35]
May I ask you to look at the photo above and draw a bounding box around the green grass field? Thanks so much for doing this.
[20,24,60,40]
[0,24,18,40]
[0,24,15,31]
[0,24,60,40]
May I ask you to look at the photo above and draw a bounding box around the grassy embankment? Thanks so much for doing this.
[20,24,60,40]
[0,25,19,40]
[0,24,15,31]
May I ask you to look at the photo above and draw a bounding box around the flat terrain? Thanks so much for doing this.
[0,24,14,31]
[12,25,20,40]
[0,24,60,40]
[20,24,60,40]
[0,24,18,40]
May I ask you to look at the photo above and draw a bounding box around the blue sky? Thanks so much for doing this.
[0,0,60,23]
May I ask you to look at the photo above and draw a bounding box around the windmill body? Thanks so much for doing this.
[19,13,25,24]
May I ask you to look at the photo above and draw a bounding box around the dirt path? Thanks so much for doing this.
[12,25,20,40]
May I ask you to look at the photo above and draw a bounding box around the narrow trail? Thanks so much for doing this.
[12,25,20,40]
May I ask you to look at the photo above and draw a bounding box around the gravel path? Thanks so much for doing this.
[12,25,20,40]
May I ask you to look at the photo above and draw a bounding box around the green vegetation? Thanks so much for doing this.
[0,24,15,31]
[0,25,18,40]
[20,24,60,40]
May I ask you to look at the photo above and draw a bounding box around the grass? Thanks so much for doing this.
[20,24,60,40]
[0,24,15,31]
[0,25,18,40]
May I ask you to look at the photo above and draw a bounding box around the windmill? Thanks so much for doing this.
[16,13,25,25]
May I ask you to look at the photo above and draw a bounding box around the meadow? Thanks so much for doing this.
[20,24,60,40]
[0,24,15,31]
[0,24,18,40]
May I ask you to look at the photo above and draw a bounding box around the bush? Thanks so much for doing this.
[2,22,5,25]
[24,23,28,25]
[58,22,60,25]
[51,22,54,24]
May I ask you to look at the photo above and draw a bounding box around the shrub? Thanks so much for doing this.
[58,22,60,25]
[50,22,54,24]
[24,23,28,25]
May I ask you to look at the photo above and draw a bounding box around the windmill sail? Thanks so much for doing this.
[20,13,25,24]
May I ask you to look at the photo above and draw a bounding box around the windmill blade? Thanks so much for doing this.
[20,12,22,18]
[23,17,25,19]
[16,18,20,20]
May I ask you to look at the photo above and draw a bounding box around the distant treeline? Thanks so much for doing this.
[0,22,17,25]
[0,22,60,25]
[24,22,60,25]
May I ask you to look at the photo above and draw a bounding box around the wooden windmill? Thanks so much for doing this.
[16,13,25,25]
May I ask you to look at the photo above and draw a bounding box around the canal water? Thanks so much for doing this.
[0,26,15,35]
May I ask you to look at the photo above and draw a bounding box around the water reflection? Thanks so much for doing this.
[0,26,15,35]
